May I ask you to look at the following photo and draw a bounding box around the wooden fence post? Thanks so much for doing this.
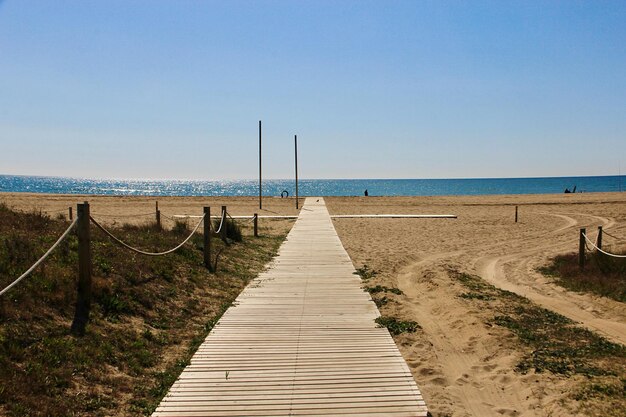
[68,207,73,221]
[254,213,258,237]
[156,201,161,230]
[220,206,228,242]
[579,228,586,270]
[515,206,518,223]
[203,207,212,271]
[71,202,92,336]
[597,226,603,250]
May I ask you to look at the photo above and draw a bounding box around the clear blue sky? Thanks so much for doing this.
[1,1,625,180]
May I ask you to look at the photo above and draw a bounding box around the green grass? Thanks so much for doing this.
[364,285,403,295]
[372,295,390,308]
[354,264,378,280]
[375,316,421,335]
[0,203,288,416]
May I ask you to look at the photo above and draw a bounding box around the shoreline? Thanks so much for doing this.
[2,175,624,198]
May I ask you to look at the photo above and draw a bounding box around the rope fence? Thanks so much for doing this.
[90,215,205,256]
[213,209,227,235]
[578,226,626,269]
[0,200,265,335]
[602,229,626,242]
[0,218,78,296]
[582,232,626,258]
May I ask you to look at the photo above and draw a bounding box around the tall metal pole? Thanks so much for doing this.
[295,135,299,209]
[259,120,262,210]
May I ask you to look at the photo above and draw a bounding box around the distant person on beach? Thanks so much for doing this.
[364,189,369,197]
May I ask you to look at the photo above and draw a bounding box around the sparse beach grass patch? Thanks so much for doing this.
[450,269,626,414]
[365,284,403,295]
[375,316,421,335]
[354,264,378,280]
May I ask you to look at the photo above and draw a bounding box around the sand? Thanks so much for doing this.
[326,192,626,417]
[0,193,300,234]
[2,191,625,416]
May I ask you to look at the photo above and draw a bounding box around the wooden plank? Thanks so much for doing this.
[152,197,427,417]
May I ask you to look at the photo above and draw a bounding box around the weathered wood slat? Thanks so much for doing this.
[152,197,427,417]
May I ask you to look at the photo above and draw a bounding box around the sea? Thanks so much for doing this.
[1,174,625,197]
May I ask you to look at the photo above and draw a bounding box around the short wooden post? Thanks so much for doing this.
[253,213,259,237]
[71,202,92,336]
[220,206,228,242]
[579,228,586,270]
[515,206,518,223]
[156,201,161,230]
[597,226,603,250]
[68,206,73,221]
[203,207,212,271]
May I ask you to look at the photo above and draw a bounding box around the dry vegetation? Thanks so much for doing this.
[0,203,289,416]
[539,248,626,302]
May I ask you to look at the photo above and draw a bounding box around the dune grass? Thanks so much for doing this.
[0,203,287,416]
[538,249,626,302]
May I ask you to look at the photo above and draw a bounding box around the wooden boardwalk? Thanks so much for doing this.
[153,198,427,417]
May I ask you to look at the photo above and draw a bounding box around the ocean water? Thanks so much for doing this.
[0,174,624,197]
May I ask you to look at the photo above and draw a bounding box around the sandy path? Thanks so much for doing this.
[471,211,626,345]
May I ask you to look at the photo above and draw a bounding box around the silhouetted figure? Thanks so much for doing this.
[572,185,577,193]
[564,188,571,193]
[364,189,369,197]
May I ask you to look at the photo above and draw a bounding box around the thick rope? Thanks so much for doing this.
[0,219,78,297]
[582,233,626,258]
[212,210,226,234]
[90,214,205,256]
[603,229,625,242]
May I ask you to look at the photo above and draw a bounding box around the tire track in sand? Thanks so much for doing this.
[473,212,626,345]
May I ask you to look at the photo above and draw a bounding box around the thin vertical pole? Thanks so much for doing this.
[259,120,262,210]
[579,228,586,269]
[221,205,228,242]
[295,135,299,209]
[71,202,92,336]
[156,201,161,230]
[203,207,212,271]
[515,206,518,223]
[597,226,603,251]
[254,213,258,237]
[68,207,73,221]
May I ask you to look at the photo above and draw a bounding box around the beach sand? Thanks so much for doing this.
[327,192,626,417]
[0,193,300,235]
[2,191,625,416]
